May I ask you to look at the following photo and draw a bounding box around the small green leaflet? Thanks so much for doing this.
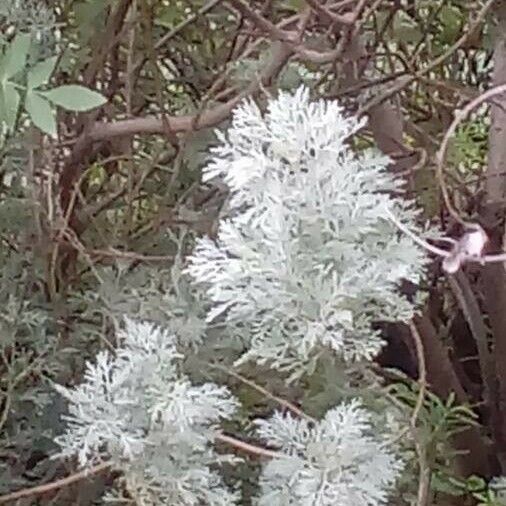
[25,92,57,137]
[27,56,58,90]
[0,33,31,81]
[2,83,20,130]
[40,85,107,112]
[0,33,31,131]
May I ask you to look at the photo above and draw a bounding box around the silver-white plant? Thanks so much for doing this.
[54,88,426,505]
[186,86,429,372]
[255,400,402,506]
[54,318,240,505]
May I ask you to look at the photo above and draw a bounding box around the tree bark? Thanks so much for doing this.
[480,1,506,472]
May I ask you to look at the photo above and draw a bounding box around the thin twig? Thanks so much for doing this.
[88,247,174,262]
[0,431,282,503]
[387,206,506,267]
[385,208,450,257]
[0,462,111,504]
[304,0,354,25]
[435,83,506,224]
[133,0,225,73]
[358,0,496,115]
[448,272,495,409]
[409,321,430,506]
[208,363,315,422]
[409,321,427,428]
[227,0,295,43]
[215,433,281,459]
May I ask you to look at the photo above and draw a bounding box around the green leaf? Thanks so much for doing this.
[155,5,186,28]
[1,82,20,130]
[430,472,465,496]
[0,87,7,127]
[40,85,107,111]
[466,475,487,493]
[392,10,422,45]
[27,56,58,90]
[438,5,462,45]
[0,33,31,80]
[282,0,304,12]
[25,91,57,136]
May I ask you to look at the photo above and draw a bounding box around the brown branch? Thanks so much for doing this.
[435,83,506,225]
[226,0,296,43]
[304,0,354,25]
[485,2,506,207]
[448,272,495,411]
[227,0,371,65]
[409,321,430,506]
[409,321,427,428]
[140,0,179,149]
[358,0,497,115]
[0,462,111,504]
[0,432,281,504]
[66,39,292,163]
[88,247,174,262]
[480,0,506,473]
[132,0,225,73]
[83,0,133,86]
[215,433,281,459]
[413,312,490,476]
[295,0,374,64]
[208,363,315,422]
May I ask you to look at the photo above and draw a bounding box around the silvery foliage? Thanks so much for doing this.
[54,318,240,505]
[54,89,420,505]
[90,242,210,349]
[255,399,402,506]
[186,86,429,373]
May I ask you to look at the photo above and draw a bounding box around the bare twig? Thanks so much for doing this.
[409,321,427,428]
[155,0,224,51]
[304,0,354,25]
[208,363,315,422]
[387,207,506,268]
[385,208,451,257]
[448,272,495,409]
[88,247,174,262]
[215,433,281,459]
[0,462,111,504]
[0,431,283,504]
[409,321,430,506]
[66,39,292,164]
[227,0,295,42]
[358,0,497,115]
[436,83,506,224]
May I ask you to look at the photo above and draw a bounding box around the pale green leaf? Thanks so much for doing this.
[0,33,31,80]
[1,83,20,130]
[25,91,57,136]
[40,85,107,111]
[0,87,7,126]
[27,56,58,90]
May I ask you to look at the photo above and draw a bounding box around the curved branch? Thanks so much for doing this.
[59,39,292,218]
[0,462,111,504]
[436,83,506,224]
[0,432,281,504]
[66,39,292,163]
